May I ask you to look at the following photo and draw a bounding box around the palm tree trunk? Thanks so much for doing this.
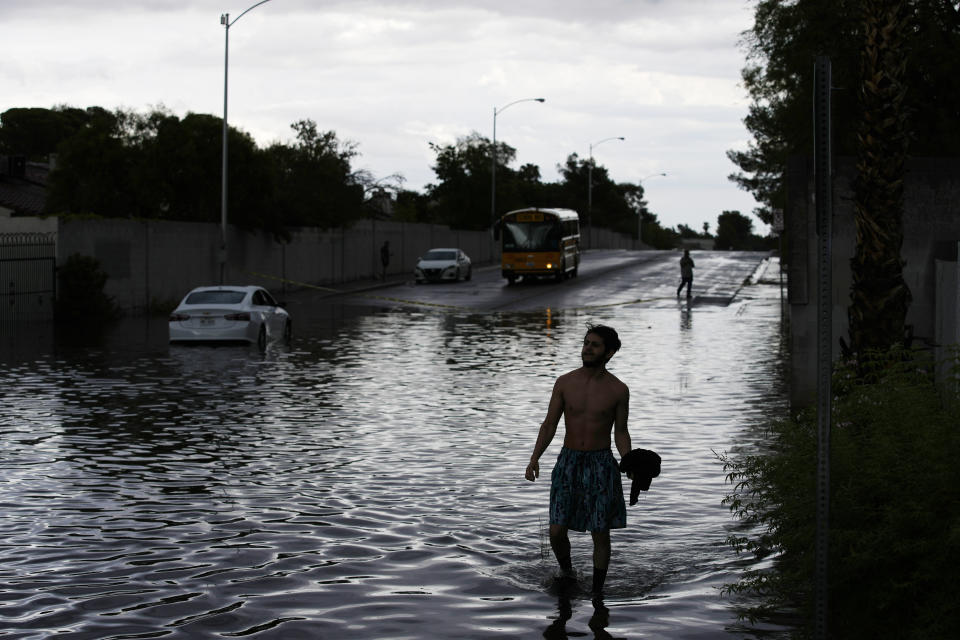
[848,0,913,357]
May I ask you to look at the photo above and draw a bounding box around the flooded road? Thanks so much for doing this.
[1,253,790,639]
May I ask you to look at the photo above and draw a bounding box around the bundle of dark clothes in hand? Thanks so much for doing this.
[619,448,661,505]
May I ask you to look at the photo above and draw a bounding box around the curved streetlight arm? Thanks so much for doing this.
[226,0,273,27]
[490,97,546,229]
[589,136,625,159]
[495,97,545,117]
[587,136,625,233]
[641,171,667,181]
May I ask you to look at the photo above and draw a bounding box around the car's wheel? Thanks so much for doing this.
[257,325,267,351]
[283,320,292,343]
[455,267,461,282]
[465,267,472,281]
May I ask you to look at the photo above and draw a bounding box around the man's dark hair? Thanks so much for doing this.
[585,324,621,356]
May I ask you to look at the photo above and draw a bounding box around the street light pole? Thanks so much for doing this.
[490,97,545,231]
[220,0,273,284]
[637,171,667,248]
[586,136,624,249]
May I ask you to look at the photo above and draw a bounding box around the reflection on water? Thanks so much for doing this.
[1,285,791,639]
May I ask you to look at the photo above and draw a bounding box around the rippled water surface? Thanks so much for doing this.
[1,277,790,639]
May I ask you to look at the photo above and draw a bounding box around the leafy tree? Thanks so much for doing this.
[620,181,677,248]
[0,106,92,159]
[44,107,272,230]
[426,132,507,229]
[392,188,434,224]
[45,108,137,217]
[139,110,268,229]
[425,134,659,235]
[727,0,960,224]
[642,223,680,249]
[677,224,700,239]
[727,0,860,224]
[41,107,369,234]
[265,119,364,230]
[715,210,755,250]
[24,102,684,244]
[555,154,639,236]
[513,162,548,208]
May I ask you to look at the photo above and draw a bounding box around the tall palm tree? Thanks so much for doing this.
[848,0,913,358]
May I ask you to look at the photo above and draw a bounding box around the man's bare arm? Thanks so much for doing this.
[613,385,631,459]
[525,379,565,481]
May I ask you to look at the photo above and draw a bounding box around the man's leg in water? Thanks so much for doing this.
[549,524,574,576]
[590,530,611,595]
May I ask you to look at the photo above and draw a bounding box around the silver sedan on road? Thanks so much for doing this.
[414,248,472,283]
[168,285,290,349]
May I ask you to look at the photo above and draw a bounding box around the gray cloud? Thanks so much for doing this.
[1,0,763,229]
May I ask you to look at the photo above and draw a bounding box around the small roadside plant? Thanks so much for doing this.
[719,347,960,638]
[56,253,122,326]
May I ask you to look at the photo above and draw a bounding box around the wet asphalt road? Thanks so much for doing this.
[329,249,771,313]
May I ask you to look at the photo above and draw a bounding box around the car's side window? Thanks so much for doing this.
[252,291,265,306]
[261,290,277,307]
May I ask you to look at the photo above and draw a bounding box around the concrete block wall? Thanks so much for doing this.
[0,213,57,234]
[582,225,636,251]
[56,216,637,313]
[787,157,960,407]
[935,247,959,391]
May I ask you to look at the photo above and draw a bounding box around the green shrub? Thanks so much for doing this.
[721,348,960,638]
[56,253,121,325]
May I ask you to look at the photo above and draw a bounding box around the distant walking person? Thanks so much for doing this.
[677,249,695,298]
[380,241,391,280]
[525,324,631,599]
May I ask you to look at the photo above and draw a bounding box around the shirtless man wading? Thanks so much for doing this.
[525,324,631,597]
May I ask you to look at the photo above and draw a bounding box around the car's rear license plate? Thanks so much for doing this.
[200,318,215,326]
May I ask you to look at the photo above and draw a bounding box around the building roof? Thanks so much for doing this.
[0,161,49,216]
[0,177,47,216]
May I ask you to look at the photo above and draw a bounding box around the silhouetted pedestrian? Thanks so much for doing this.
[380,241,391,280]
[677,249,694,298]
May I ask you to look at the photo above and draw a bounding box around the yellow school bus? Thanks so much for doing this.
[498,207,580,284]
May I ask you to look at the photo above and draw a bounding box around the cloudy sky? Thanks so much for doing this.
[1,0,765,233]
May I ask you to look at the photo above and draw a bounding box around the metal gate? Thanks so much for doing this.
[0,232,56,325]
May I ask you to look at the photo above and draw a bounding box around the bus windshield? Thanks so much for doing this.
[502,221,561,251]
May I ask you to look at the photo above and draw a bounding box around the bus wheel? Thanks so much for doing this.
[507,274,516,285]
[556,259,566,281]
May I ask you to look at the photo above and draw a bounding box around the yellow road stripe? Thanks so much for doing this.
[248,271,342,293]
[248,270,676,312]
[248,270,471,309]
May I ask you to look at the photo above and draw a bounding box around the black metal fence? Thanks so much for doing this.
[0,232,56,326]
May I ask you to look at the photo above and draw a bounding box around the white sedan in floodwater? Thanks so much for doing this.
[414,248,472,283]
[168,285,290,349]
